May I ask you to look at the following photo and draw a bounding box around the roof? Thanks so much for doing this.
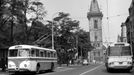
[109,42,130,47]
[87,0,103,18]
[9,45,56,51]
[90,0,100,13]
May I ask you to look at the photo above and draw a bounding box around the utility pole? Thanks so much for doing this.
[106,0,110,43]
[51,12,59,50]
[24,0,28,43]
[10,0,15,45]
[52,21,54,50]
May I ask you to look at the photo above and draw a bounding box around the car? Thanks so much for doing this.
[82,59,88,65]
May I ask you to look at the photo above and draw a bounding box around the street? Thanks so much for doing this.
[1,63,134,75]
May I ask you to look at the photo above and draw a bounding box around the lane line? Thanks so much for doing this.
[80,64,103,75]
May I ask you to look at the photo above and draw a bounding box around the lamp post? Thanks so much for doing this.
[52,12,59,50]
[52,21,54,50]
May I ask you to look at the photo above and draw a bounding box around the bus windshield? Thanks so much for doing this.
[18,49,29,57]
[108,46,131,56]
[9,49,30,57]
[8,49,18,57]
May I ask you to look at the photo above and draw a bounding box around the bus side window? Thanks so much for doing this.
[46,51,48,57]
[44,51,47,57]
[48,51,50,57]
[54,52,56,58]
[31,49,36,57]
[40,50,44,57]
[36,49,39,57]
[50,51,53,57]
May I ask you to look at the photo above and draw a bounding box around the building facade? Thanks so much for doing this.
[120,23,127,42]
[87,0,103,62]
[125,0,134,56]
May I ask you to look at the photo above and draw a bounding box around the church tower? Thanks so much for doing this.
[87,0,103,62]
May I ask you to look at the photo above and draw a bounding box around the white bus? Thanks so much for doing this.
[8,45,57,74]
[105,42,133,72]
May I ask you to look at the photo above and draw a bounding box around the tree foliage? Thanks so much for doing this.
[0,0,47,48]
[77,29,93,59]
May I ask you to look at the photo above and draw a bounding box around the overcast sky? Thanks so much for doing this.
[41,0,132,43]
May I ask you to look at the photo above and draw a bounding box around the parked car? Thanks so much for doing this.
[82,59,88,65]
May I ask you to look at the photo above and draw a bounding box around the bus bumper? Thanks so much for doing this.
[8,68,30,73]
[108,65,133,70]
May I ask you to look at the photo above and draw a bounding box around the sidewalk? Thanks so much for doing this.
[0,68,8,75]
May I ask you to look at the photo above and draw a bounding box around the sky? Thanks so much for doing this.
[40,0,132,43]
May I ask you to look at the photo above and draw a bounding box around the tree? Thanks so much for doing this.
[50,12,79,65]
[0,0,27,47]
[27,0,47,45]
[0,0,10,48]
[0,0,47,47]
[77,29,93,59]
[29,20,51,47]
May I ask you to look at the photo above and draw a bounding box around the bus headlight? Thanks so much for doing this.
[127,62,132,64]
[8,61,16,68]
[20,61,30,68]
[24,64,27,68]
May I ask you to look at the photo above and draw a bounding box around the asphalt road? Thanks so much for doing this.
[1,64,134,75]
[38,64,134,75]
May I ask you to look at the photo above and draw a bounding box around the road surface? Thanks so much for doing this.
[1,64,134,75]
[38,64,134,75]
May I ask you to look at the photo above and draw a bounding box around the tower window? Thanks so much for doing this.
[95,35,97,41]
[93,0,95,3]
[94,20,98,29]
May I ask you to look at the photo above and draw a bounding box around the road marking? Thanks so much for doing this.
[80,64,103,75]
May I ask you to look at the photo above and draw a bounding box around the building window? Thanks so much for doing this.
[98,43,100,47]
[94,20,98,29]
[95,35,97,41]
[98,51,100,56]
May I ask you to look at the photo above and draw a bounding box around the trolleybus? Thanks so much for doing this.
[105,42,133,72]
[8,45,57,74]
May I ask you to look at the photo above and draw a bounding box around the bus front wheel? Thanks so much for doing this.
[36,64,40,74]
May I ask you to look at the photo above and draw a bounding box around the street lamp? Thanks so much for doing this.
[52,21,54,50]
[52,12,59,50]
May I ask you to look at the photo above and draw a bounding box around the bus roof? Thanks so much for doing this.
[109,42,130,47]
[9,45,56,51]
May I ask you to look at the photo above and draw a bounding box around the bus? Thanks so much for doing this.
[8,45,57,74]
[105,42,133,72]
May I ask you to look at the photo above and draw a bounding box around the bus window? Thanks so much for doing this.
[9,49,18,57]
[48,51,50,57]
[54,52,57,58]
[50,51,53,57]
[44,51,47,57]
[19,49,29,57]
[31,49,36,57]
[36,49,39,57]
[109,47,121,56]
[40,51,44,57]
[121,46,131,56]
[109,46,131,56]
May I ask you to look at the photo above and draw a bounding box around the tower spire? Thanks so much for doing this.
[90,0,100,13]
[87,0,103,19]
